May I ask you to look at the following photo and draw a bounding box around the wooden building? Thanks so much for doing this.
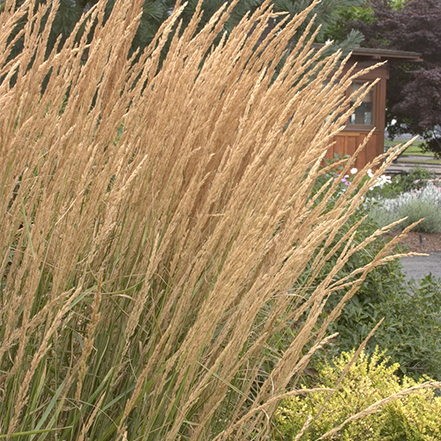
[325,47,422,170]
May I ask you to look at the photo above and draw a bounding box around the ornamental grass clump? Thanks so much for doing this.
[0,0,432,440]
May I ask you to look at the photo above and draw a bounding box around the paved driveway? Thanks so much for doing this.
[401,252,441,281]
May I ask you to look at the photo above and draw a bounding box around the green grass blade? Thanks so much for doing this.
[0,427,72,438]
[21,197,35,258]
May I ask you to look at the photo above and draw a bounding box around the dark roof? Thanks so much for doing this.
[310,43,423,62]
[350,47,423,62]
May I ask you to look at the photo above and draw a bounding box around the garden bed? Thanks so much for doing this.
[389,230,441,253]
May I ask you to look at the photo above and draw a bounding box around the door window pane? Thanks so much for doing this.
[349,82,374,126]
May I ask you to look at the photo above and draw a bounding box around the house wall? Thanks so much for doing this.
[326,60,389,170]
[328,130,381,170]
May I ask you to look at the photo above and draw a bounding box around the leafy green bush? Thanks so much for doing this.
[275,350,441,441]
[395,167,435,192]
[335,274,441,379]
[368,167,437,200]
[303,168,441,380]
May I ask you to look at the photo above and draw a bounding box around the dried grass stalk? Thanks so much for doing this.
[0,0,421,439]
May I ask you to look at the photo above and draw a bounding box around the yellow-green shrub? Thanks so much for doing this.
[276,350,441,441]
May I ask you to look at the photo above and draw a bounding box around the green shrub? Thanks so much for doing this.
[368,202,401,229]
[303,170,441,380]
[395,167,435,192]
[335,275,441,380]
[367,167,439,200]
[369,199,441,233]
[275,350,441,441]
[384,167,434,196]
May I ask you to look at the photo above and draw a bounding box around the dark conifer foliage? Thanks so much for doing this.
[2,0,365,61]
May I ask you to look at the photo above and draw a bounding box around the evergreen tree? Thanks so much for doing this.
[3,0,365,59]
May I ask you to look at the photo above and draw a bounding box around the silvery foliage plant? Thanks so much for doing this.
[369,181,441,233]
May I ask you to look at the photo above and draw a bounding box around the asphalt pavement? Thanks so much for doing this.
[401,252,441,282]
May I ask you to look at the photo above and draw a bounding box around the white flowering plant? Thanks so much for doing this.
[364,166,441,201]
[334,167,392,198]
[367,168,392,189]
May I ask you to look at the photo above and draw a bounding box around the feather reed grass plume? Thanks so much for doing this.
[0,0,417,439]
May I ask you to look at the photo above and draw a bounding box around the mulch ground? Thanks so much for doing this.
[387,231,441,253]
